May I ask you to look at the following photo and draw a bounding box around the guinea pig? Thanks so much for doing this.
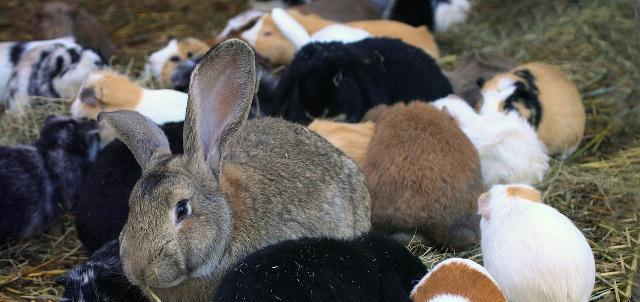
[71,70,187,125]
[0,115,99,245]
[308,119,375,166]
[362,101,483,249]
[29,1,115,59]
[478,62,586,158]
[294,0,382,22]
[432,95,549,187]
[3,42,105,111]
[383,0,471,32]
[213,233,427,302]
[479,184,596,302]
[410,258,507,302]
[241,8,439,66]
[143,37,210,85]
[272,38,452,124]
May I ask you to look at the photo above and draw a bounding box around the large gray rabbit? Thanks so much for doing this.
[99,39,371,302]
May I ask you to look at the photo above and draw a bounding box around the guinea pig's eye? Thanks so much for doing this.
[263,31,273,37]
[169,55,181,63]
[175,199,191,222]
[187,51,193,58]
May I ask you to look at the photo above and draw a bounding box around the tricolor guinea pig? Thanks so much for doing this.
[362,101,483,249]
[478,62,586,157]
[308,119,375,166]
[71,70,187,125]
[143,37,210,85]
[383,0,471,32]
[479,184,596,302]
[3,42,104,111]
[410,258,506,302]
[432,95,549,187]
[241,8,439,65]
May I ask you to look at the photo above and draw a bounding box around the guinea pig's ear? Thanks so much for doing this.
[98,111,171,170]
[478,192,491,219]
[183,39,256,176]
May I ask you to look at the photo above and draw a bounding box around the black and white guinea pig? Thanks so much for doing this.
[143,37,210,85]
[58,239,147,302]
[0,115,99,246]
[478,62,586,157]
[74,121,183,254]
[2,42,105,111]
[213,233,427,302]
[378,0,471,32]
[272,37,452,124]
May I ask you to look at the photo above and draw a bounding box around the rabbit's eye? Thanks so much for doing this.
[175,199,191,222]
[169,55,181,63]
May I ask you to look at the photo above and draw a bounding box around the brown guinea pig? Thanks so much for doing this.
[307,119,375,166]
[241,9,439,66]
[362,102,483,249]
[30,2,115,60]
[478,62,585,158]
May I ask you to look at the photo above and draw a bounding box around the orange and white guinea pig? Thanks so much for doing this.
[478,62,585,157]
[70,70,187,124]
[241,8,439,66]
[143,37,209,84]
[307,119,375,166]
[410,258,507,302]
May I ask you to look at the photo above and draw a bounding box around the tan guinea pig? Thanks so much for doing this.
[410,258,507,302]
[144,37,210,84]
[478,62,585,158]
[307,119,375,167]
[362,102,483,249]
[241,9,439,66]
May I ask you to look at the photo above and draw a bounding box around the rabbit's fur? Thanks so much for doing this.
[272,38,452,124]
[59,240,147,302]
[213,233,426,302]
[75,121,183,254]
[307,119,374,166]
[0,115,99,244]
[432,95,549,187]
[362,102,483,249]
[102,39,370,302]
[410,258,506,302]
[479,184,595,302]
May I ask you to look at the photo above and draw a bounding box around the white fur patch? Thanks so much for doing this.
[241,17,265,47]
[434,0,471,32]
[217,9,265,41]
[136,89,187,124]
[479,77,516,115]
[145,39,178,80]
[429,294,471,302]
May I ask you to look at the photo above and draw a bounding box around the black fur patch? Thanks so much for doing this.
[68,48,80,64]
[504,69,543,128]
[9,43,25,65]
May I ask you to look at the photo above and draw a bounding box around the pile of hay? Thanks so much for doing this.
[0,0,638,301]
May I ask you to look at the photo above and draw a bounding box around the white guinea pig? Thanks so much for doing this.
[479,184,596,302]
[432,95,549,188]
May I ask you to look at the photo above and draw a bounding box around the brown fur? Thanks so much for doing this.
[252,10,439,66]
[506,186,542,203]
[482,62,585,156]
[74,70,143,120]
[160,38,210,83]
[308,120,375,166]
[411,259,507,302]
[30,2,115,59]
[362,102,483,248]
[294,0,381,22]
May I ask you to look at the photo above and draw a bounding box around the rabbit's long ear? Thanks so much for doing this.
[99,111,170,170]
[184,39,256,176]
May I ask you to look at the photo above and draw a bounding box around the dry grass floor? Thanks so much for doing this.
[0,0,639,301]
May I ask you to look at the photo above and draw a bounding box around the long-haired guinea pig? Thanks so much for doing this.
[213,233,426,302]
[143,37,210,85]
[241,8,439,65]
[272,38,452,124]
[479,184,596,302]
[432,95,549,187]
[478,62,586,158]
[0,115,99,245]
[410,258,506,302]
[71,70,187,125]
[362,101,483,249]
[308,119,375,166]
[29,1,115,59]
